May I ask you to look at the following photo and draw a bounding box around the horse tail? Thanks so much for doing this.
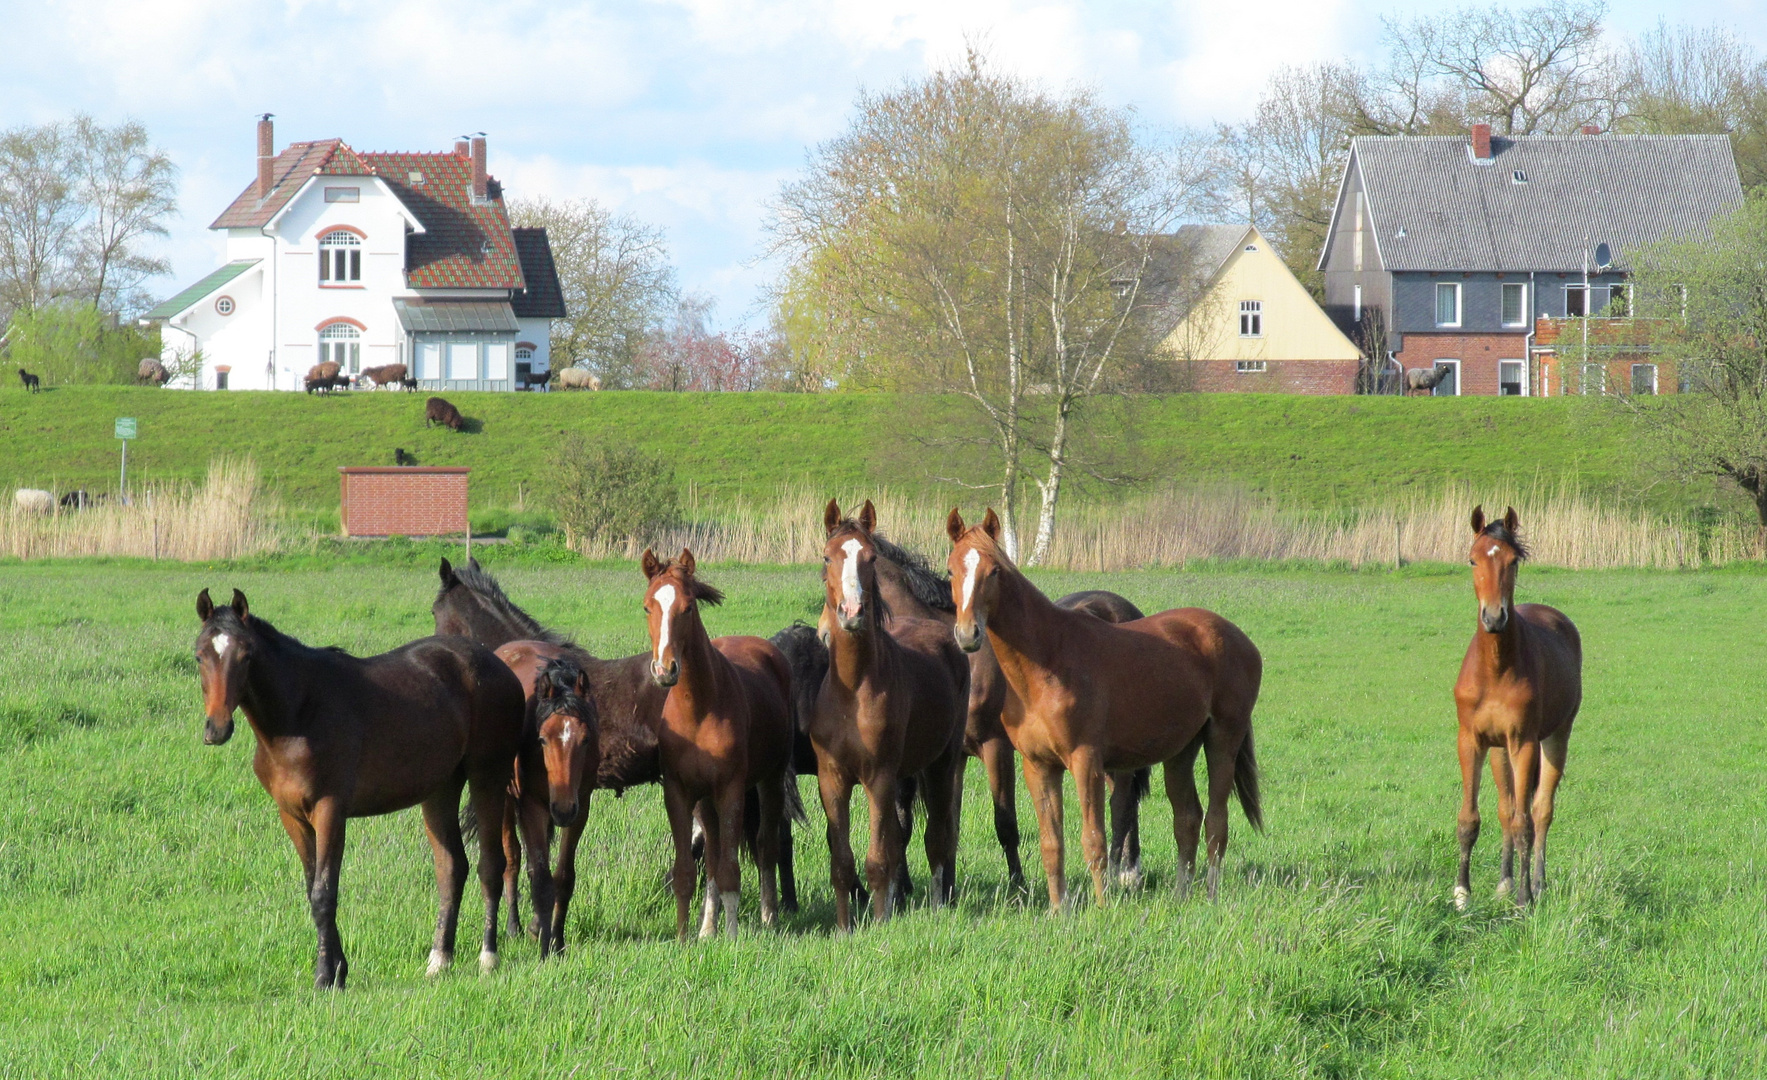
[1235,728,1264,832]
[1131,766,1152,803]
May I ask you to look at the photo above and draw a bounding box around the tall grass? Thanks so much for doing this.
[2,457,276,561]
[573,482,1757,570]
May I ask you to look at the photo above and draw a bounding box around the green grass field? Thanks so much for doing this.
[2,551,1763,1077]
[0,386,1701,523]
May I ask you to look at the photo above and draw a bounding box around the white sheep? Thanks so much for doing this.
[13,489,55,515]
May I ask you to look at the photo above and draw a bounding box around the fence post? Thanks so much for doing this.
[1393,518,1402,570]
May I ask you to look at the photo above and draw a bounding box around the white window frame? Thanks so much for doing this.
[1581,362,1606,396]
[1498,359,1528,397]
[1435,282,1461,328]
[1234,360,1268,374]
[1239,300,1263,338]
[317,323,361,374]
[1631,362,1657,396]
[319,231,361,285]
[1432,359,1460,397]
[1500,282,1528,328]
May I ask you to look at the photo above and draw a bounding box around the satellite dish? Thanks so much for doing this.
[1594,242,1612,270]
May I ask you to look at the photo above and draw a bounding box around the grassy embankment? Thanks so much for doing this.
[0,386,1700,533]
[1,556,1763,1076]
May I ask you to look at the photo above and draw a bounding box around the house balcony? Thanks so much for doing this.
[1531,316,1680,396]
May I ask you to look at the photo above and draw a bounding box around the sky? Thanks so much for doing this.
[4,0,1764,330]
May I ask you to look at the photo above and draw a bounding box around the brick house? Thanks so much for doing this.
[1317,124,1742,396]
[143,117,565,391]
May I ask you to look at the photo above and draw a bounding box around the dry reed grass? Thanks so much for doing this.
[576,483,1757,571]
[2,458,277,561]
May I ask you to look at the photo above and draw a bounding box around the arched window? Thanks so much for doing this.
[319,231,361,284]
[318,323,361,374]
[515,346,534,362]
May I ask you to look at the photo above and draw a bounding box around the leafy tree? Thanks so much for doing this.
[3,301,157,385]
[508,196,678,388]
[1611,22,1767,190]
[545,433,681,551]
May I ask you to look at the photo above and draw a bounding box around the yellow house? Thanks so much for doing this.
[1159,224,1363,393]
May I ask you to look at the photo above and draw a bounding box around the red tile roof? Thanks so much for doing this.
[210,139,525,291]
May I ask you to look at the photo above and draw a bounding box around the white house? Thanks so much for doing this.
[144,117,565,391]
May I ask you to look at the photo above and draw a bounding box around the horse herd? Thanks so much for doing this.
[192,501,1581,988]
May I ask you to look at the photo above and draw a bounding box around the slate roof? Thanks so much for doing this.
[142,259,260,320]
[1141,224,1252,338]
[1334,134,1743,273]
[393,299,521,333]
[509,228,567,318]
[209,139,526,291]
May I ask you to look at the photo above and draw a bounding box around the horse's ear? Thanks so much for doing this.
[1470,506,1486,534]
[468,557,482,572]
[230,589,250,622]
[858,499,876,535]
[196,588,214,621]
[946,508,965,543]
[679,548,697,577]
[823,499,841,537]
[981,508,1001,540]
[1503,506,1518,534]
[439,557,456,587]
[641,549,662,580]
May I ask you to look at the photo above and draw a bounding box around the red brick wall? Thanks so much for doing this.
[339,468,469,536]
[1187,360,1359,394]
[1393,333,1530,395]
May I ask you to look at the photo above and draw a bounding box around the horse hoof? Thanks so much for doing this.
[1116,867,1145,891]
[426,949,452,978]
[1453,886,1470,911]
[1495,879,1513,899]
[479,950,499,974]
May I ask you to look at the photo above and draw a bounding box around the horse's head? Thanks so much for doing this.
[194,588,254,745]
[946,507,1008,653]
[641,548,723,687]
[822,498,884,634]
[533,658,598,827]
[433,557,482,639]
[1468,505,1528,634]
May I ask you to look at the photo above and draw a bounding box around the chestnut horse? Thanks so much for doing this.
[194,588,526,987]
[1454,506,1582,909]
[946,509,1264,909]
[815,500,969,928]
[642,549,795,939]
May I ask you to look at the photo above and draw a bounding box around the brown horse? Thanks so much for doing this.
[946,509,1264,909]
[194,588,526,987]
[1454,506,1582,909]
[815,500,969,929]
[642,549,795,939]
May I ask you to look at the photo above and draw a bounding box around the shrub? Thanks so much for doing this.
[545,433,681,551]
[3,302,158,386]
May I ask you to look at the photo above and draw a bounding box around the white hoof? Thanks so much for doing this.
[1495,878,1513,899]
[1453,886,1470,911]
[479,949,498,974]
[426,949,451,978]
[1117,865,1145,891]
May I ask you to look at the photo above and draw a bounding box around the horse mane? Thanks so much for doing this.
[769,622,829,737]
[533,656,596,729]
[449,560,575,645]
[1480,521,1531,561]
[207,607,332,659]
[872,530,955,614]
[655,558,725,606]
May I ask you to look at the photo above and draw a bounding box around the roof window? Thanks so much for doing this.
[1512,170,1529,184]
[408,171,424,185]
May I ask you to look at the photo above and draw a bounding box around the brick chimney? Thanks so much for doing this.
[471,136,487,201]
[454,139,469,157]
[1471,123,1492,160]
[256,114,275,200]
[1580,124,1601,135]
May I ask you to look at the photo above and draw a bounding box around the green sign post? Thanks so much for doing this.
[115,418,136,500]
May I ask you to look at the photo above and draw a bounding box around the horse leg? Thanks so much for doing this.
[277,808,317,900]
[1507,737,1540,906]
[468,778,509,973]
[778,811,799,916]
[517,794,556,958]
[1455,730,1487,912]
[697,799,722,938]
[755,780,784,928]
[1070,748,1110,907]
[920,752,965,908]
[1200,722,1243,901]
[308,798,349,988]
[817,765,858,932]
[893,775,917,905]
[1107,771,1141,889]
[1023,756,1068,912]
[1489,746,1517,899]
[863,774,904,924]
[661,780,698,943]
[711,784,746,939]
[981,736,1026,895]
[1165,737,1205,899]
[1532,726,1570,898]
[549,819,583,955]
[420,789,468,978]
[501,790,524,940]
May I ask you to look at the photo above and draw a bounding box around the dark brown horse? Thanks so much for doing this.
[194,588,526,986]
[946,509,1264,909]
[1454,507,1582,908]
[815,500,969,929]
[642,549,794,939]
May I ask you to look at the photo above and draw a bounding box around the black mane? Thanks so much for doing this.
[870,529,955,614]
[533,657,597,731]
[449,560,574,646]
[1480,521,1531,561]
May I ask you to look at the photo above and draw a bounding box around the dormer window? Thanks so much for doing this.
[1512,170,1529,184]
[319,231,361,284]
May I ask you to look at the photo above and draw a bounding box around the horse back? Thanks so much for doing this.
[712,635,794,781]
[1124,607,1263,722]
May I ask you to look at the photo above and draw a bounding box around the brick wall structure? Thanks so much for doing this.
[1393,333,1531,396]
[339,467,469,537]
[1185,359,1360,394]
[1532,316,1677,396]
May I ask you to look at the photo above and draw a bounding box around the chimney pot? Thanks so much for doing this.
[1471,123,1492,160]
[471,136,488,201]
[256,114,275,200]
[1580,124,1601,136]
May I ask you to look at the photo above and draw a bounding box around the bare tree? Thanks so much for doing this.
[1613,21,1767,189]
[73,117,176,313]
[0,122,84,320]
[508,196,678,388]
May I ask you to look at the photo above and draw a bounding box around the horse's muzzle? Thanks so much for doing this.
[650,660,679,688]
[1480,606,1510,634]
[837,609,864,634]
[550,800,578,828]
[203,717,234,745]
[953,621,982,653]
